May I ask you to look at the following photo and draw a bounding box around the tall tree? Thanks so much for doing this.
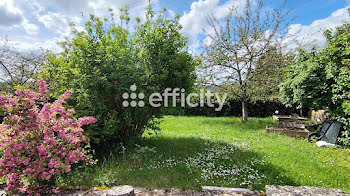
[0,37,47,92]
[201,0,292,121]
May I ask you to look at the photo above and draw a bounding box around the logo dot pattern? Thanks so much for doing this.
[122,85,145,107]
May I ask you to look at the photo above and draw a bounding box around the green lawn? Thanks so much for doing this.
[59,116,350,193]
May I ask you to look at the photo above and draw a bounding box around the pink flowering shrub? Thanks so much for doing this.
[0,80,96,194]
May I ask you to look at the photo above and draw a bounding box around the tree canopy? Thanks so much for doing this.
[41,5,198,146]
[200,0,293,121]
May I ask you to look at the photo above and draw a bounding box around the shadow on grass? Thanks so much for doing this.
[61,136,298,191]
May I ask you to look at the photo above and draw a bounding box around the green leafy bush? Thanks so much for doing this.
[280,22,350,145]
[41,6,197,146]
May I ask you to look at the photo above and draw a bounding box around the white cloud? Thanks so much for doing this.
[0,0,24,26]
[179,0,219,37]
[32,0,148,18]
[213,0,247,19]
[181,0,350,54]
[8,33,65,52]
[16,0,44,17]
[2,0,150,52]
[22,20,39,35]
[38,12,69,34]
[167,9,176,18]
[286,6,350,49]
[4,0,349,54]
[0,0,39,36]
[179,0,247,54]
[179,0,247,37]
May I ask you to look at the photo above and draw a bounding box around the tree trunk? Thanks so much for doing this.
[242,100,248,122]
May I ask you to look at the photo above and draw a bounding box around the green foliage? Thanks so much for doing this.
[280,22,350,145]
[41,6,197,146]
[217,48,291,104]
[246,48,294,102]
[280,49,332,110]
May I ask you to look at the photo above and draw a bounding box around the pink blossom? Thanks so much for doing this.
[37,80,49,95]
[78,117,97,126]
[0,80,96,194]
[8,98,18,105]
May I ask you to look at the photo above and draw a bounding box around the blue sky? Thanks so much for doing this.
[0,0,349,53]
[157,0,348,24]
